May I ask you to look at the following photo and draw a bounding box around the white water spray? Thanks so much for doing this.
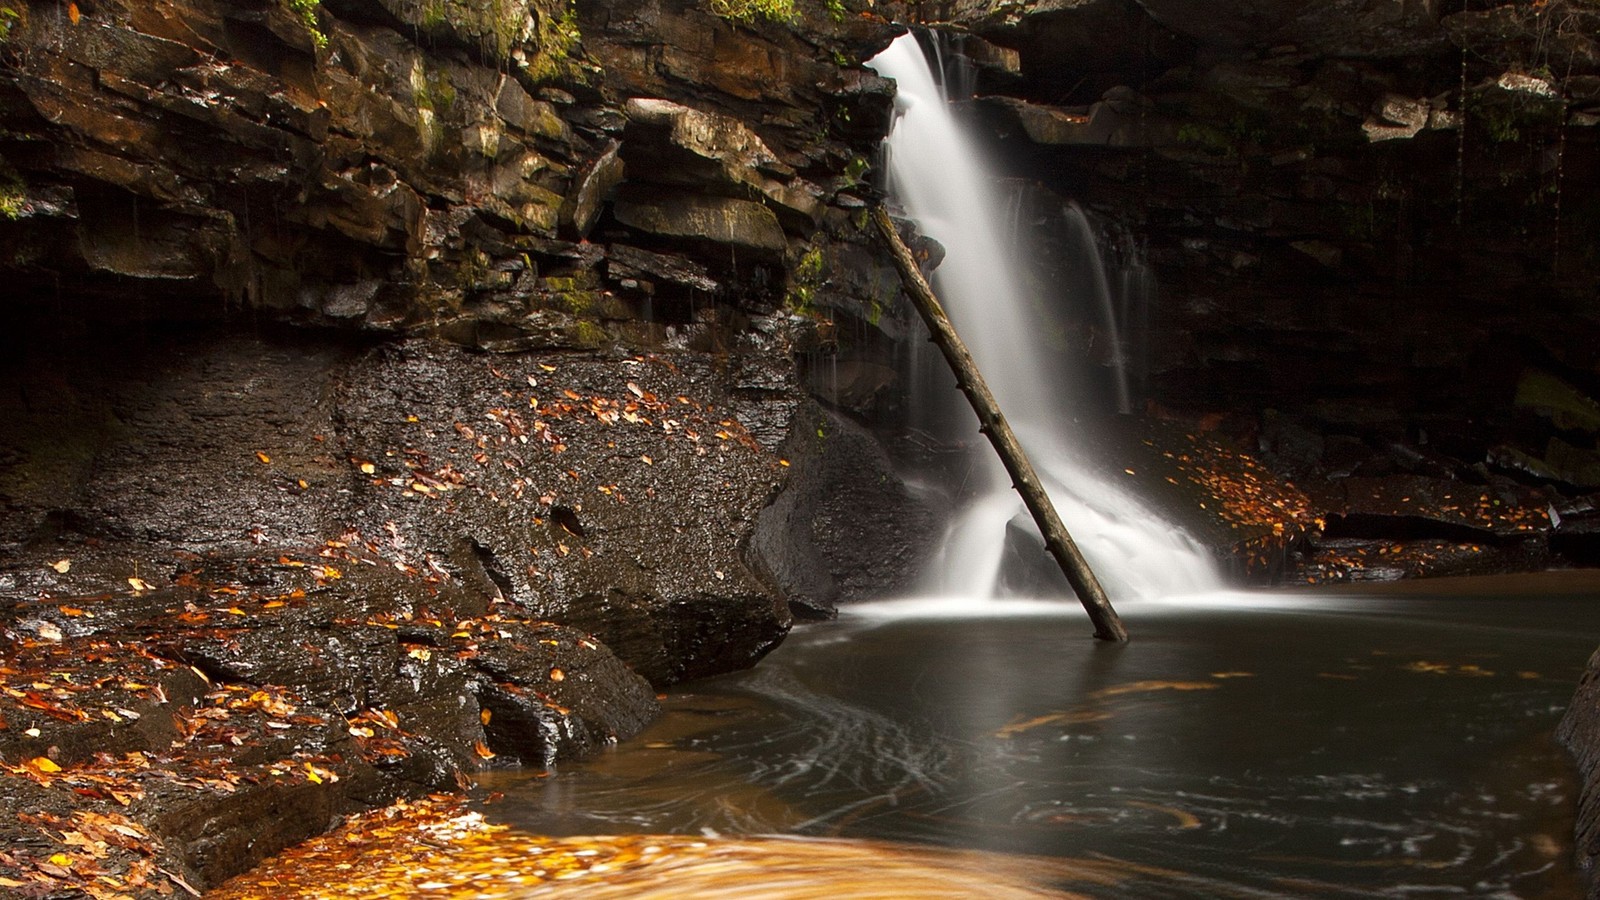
[868,33,1218,601]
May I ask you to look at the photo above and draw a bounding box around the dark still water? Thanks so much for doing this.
[481,574,1600,898]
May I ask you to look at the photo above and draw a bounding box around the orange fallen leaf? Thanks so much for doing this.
[256,451,272,464]
[67,2,80,24]
[1090,680,1218,699]
[473,740,496,760]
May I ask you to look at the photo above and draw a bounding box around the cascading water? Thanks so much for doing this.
[867,33,1218,601]
[1061,202,1132,415]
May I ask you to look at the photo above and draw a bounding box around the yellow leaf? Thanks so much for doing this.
[48,852,72,866]
[30,756,62,773]
[1126,800,1202,830]
[995,709,1111,738]
[128,577,152,593]
[479,709,492,725]
[256,451,272,465]
[48,558,71,574]
[1090,680,1218,699]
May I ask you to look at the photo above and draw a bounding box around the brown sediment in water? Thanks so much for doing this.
[210,795,1128,899]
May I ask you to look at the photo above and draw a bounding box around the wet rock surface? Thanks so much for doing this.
[0,0,902,356]
[1562,649,1600,895]
[0,325,855,895]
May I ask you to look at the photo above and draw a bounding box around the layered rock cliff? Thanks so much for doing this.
[0,1,946,892]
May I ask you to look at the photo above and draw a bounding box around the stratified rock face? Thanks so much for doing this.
[0,0,901,353]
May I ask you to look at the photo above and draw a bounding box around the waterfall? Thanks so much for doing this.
[1061,201,1132,415]
[867,33,1218,601]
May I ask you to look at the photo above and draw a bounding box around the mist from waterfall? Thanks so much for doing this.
[867,32,1218,601]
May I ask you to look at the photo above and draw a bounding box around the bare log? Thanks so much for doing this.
[871,206,1129,642]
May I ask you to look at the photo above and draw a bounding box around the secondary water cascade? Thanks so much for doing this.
[866,34,1218,603]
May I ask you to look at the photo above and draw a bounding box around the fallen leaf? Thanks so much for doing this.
[48,558,71,574]
[1126,800,1203,830]
[67,2,80,24]
[1090,680,1218,699]
[128,577,152,593]
[255,451,272,465]
[29,756,62,773]
[549,667,565,682]
[473,740,496,760]
[995,709,1111,738]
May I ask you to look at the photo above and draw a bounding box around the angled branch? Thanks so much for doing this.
[872,206,1128,642]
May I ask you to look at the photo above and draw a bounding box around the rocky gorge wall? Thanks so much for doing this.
[0,0,954,892]
[6,0,1600,892]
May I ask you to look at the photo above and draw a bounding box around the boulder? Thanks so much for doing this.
[750,405,938,617]
[1559,648,1600,889]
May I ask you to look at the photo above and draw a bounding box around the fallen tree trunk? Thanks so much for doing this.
[871,207,1129,642]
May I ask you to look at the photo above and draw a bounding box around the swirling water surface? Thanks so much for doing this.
[482,576,1600,898]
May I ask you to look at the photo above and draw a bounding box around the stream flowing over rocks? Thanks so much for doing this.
[4,0,1600,893]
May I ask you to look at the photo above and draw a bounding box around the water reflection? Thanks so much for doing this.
[485,578,1600,897]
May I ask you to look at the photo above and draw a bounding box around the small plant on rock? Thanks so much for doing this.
[285,0,327,48]
[706,0,796,24]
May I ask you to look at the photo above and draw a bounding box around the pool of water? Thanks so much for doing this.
[480,574,1600,898]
